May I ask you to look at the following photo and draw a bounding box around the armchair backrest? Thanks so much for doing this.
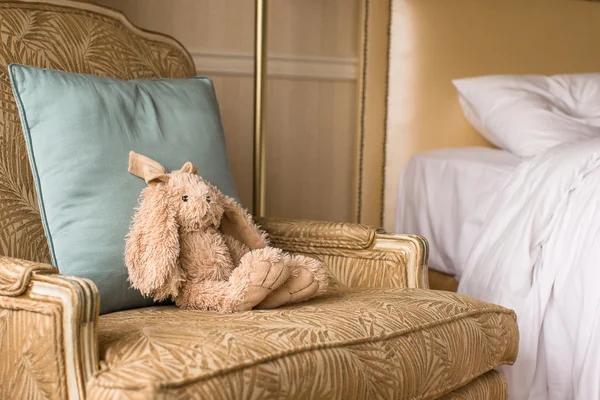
[0,0,195,262]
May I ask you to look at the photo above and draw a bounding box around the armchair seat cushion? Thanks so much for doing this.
[87,288,518,399]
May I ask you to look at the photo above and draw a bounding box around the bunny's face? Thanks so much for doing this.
[166,172,225,232]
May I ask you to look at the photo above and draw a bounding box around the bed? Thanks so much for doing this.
[381,0,600,399]
[395,147,519,277]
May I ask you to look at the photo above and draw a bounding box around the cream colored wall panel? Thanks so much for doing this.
[270,0,359,57]
[266,80,356,222]
[208,76,255,208]
[94,0,358,57]
[94,0,255,52]
[90,0,360,223]
[210,76,358,222]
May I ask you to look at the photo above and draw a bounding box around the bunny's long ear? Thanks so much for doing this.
[125,185,181,301]
[129,151,170,185]
[219,195,268,250]
[179,161,198,175]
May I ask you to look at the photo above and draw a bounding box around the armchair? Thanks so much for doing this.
[0,219,426,397]
[0,1,518,399]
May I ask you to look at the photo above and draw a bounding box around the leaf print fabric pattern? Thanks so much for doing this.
[88,288,518,399]
[439,370,508,399]
[0,2,194,262]
[0,296,66,399]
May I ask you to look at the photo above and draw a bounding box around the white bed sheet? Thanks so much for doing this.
[458,139,600,399]
[394,147,520,276]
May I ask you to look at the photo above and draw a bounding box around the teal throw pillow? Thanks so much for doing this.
[9,64,238,314]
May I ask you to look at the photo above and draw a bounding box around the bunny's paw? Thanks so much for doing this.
[256,267,319,309]
[230,247,290,311]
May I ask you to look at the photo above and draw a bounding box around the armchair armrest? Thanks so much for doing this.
[256,217,429,289]
[0,256,99,400]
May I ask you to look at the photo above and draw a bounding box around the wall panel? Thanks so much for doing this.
[92,0,360,222]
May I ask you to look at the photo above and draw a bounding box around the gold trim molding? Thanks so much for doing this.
[191,50,358,81]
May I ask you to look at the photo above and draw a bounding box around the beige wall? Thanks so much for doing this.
[93,0,360,222]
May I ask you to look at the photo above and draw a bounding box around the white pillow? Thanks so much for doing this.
[453,74,600,157]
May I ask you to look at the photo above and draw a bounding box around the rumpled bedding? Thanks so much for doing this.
[459,139,600,399]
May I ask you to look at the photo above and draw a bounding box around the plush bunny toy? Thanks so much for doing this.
[125,151,328,312]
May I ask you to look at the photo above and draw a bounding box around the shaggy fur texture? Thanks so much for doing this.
[125,151,328,312]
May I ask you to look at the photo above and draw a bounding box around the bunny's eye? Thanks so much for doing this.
[206,195,211,204]
[182,195,189,202]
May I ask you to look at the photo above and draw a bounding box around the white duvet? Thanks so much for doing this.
[458,139,600,400]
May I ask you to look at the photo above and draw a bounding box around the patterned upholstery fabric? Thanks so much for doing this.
[0,255,100,399]
[0,1,194,263]
[440,370,507,399]
[87,288,518,399]
[259,217,429,289]
[0,293,67,398]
